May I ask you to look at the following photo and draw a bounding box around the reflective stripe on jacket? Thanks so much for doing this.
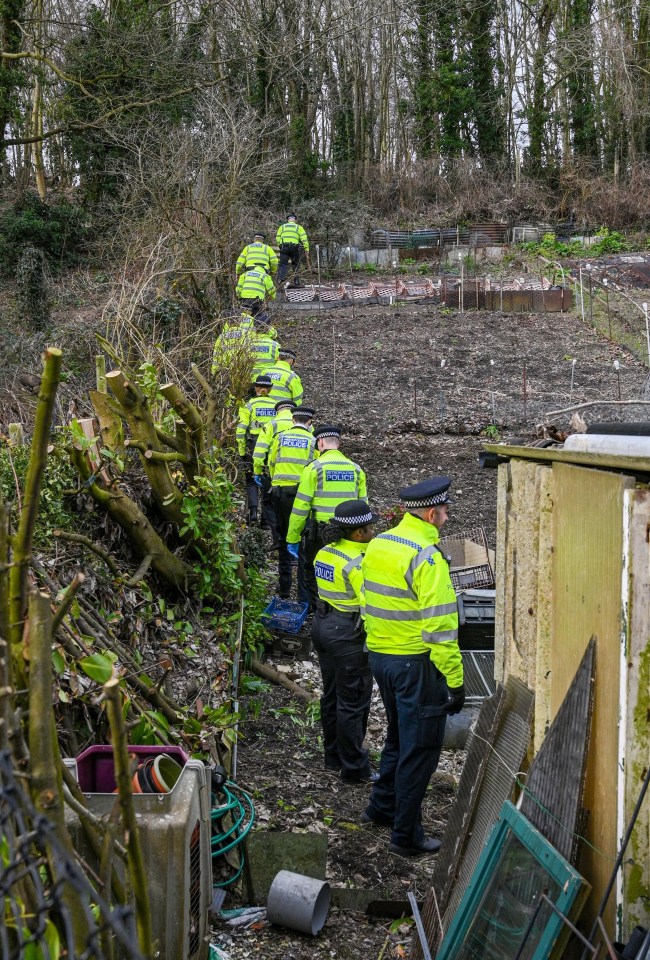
[362,512,462,686]
[276,222,309,251]
[268,425,316,487]
[211,316,254,373]
[287,449,367,542]
[236,268,276,301]
[251,334,280,375]
[252,409,295,475]
[265,361,304,404]
[314,539,366,613]
[236,242,278,275]
[236,396,277,455]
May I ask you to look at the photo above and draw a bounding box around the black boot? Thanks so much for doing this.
[248,506,258,524]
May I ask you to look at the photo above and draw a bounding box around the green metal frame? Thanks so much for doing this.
[437,800,590,960]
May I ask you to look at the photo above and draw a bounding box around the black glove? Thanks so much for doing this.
[445,684,465,715]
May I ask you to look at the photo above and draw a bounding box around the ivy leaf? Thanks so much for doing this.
[52,648,66,675]
[78,653,115,684]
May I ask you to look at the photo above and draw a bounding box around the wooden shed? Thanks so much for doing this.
[487,443,650,939]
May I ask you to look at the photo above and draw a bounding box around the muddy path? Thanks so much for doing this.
[213,303,648,960]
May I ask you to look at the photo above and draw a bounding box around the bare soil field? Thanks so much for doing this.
[213,302,649,959]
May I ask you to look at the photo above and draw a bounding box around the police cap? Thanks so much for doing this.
[253,230,265,239]
[313,424,341,441]
[279,347,297,360]
[399,476,454,507]
[293,405,315,420]
[253,374,273,388]
[275,399,297,412]
[287,213,297,220]
[333,499,380,528]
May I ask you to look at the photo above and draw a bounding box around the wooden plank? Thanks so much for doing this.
[534,464,554,751]
[551,462,634,933]
[622,489,650,935]
[493,461,509,683]
[484,442,650,475]
[494,459,550,696]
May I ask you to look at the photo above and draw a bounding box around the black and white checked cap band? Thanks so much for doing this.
[400,491,450,507]
[337,511,374,525]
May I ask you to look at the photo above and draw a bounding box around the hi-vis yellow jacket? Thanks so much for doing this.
[361,512,463,687]
[265,360,304,404]
[236,396,277,455]
[268,425,316,487]
[236,242,278,276]
[210,314,254,373]
[314,539,366,613]
[236,267,276,301]
[252,408,295,475]
[287,449,366,543]
[276,221,309,251]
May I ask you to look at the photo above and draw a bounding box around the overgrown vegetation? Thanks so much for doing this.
[522,227,631,260]
[0,193,87,274]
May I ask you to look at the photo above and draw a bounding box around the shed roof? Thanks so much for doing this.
[483,442,650,474]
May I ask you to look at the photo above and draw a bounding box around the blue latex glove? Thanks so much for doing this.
[253,475,263,488]
[287,542,300,560]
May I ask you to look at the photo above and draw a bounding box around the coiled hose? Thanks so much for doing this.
[211,779,255,888]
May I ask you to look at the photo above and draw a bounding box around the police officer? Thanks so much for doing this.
[268,406,317,598]
[252,398,297,480]
[236,264,276,307]
[360,477,464,857]
[236,232,278,277]
[211,311,255,375]
[235,375,276,525]
[312,499,380,783]
[286,425,367,607]
[265,347,304,405]
[276,214,310,286]
[251,315,280,376]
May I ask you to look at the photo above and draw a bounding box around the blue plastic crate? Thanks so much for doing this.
[261,597,310,635]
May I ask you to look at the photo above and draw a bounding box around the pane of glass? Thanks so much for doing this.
[455,830,562,960]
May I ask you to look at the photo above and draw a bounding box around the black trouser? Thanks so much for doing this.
[278,244,302,284]
[298,521,327,606]
[273,485,299,597]
[243,442,276,532]
[311,605,373,780]
[242,444,258,520]
[365,653,447,847]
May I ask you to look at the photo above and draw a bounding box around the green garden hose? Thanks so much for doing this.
[211,780,255,888]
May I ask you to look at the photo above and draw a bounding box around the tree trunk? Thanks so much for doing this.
[9,347,61,688]
[70,447,194,591]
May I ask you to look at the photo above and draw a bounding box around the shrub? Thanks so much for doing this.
[589,228,630,255]
[0,192,88,274]
[15,245,50,329]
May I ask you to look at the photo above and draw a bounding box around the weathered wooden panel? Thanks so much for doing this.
[623,488,650,935]
[533,465,554,750]
[494,459,551,701]
[551,462,634,932]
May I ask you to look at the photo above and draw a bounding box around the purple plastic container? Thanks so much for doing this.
[74,744,188,793]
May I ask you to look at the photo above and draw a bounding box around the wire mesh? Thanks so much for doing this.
[0,750,143,960]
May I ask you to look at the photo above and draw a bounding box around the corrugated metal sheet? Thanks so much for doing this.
[463,651,497,700]
[520,638,595,863]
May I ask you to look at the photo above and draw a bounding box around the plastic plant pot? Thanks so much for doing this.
[152,754,183,793]
[138,758,158,794]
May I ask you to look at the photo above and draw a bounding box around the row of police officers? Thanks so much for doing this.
[234,215,311,307]
[215,221,465,858]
